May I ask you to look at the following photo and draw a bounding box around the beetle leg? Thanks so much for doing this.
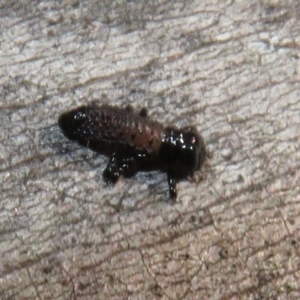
[167,172,177,200]
[103,154,121,184]
[103,151,138,184]
[120,155,139,178]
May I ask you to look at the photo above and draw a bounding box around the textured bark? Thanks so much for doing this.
[1,0,300,299]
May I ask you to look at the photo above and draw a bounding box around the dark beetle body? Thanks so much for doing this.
[58,104,206,200]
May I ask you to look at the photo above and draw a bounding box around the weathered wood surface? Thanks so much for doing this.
[1,1,300,299]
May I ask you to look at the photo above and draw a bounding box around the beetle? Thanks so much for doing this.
[58,104,206,200]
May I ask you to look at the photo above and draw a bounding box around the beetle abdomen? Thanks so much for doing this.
[58,105,164,154]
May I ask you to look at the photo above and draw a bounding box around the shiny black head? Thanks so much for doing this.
[58,106,89,141]
[159,127,206,178]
